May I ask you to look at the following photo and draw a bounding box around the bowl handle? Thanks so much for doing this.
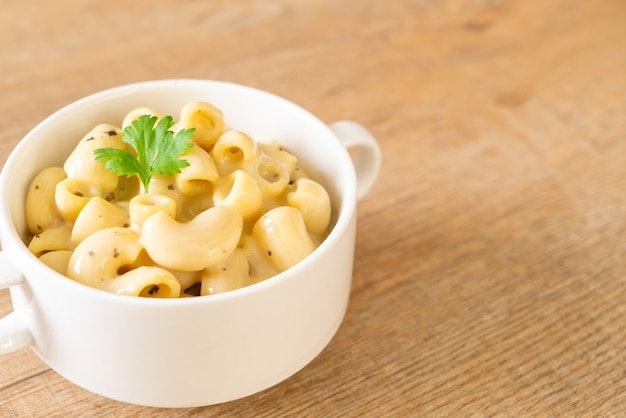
[0,252,32,354]
[329,121,381,200]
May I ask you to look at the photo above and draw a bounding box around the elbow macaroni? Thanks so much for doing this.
[26,166,67,234]
[24,102,333,297]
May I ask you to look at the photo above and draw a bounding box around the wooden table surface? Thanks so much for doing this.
[1,0,626,416]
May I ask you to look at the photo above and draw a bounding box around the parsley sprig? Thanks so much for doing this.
[94,115,195,193]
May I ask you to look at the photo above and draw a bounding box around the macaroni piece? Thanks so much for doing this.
[26,166,66,234]
[24,102,332,298]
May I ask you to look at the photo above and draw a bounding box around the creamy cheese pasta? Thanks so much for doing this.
[25,102,332,297]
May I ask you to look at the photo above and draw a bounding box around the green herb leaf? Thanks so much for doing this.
[94,115,195,193]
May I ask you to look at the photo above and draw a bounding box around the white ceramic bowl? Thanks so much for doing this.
[0,79,380,407]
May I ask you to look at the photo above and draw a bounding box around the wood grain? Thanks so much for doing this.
[1,0,626,416]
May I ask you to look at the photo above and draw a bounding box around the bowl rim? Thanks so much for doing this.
[0,78,358,306]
